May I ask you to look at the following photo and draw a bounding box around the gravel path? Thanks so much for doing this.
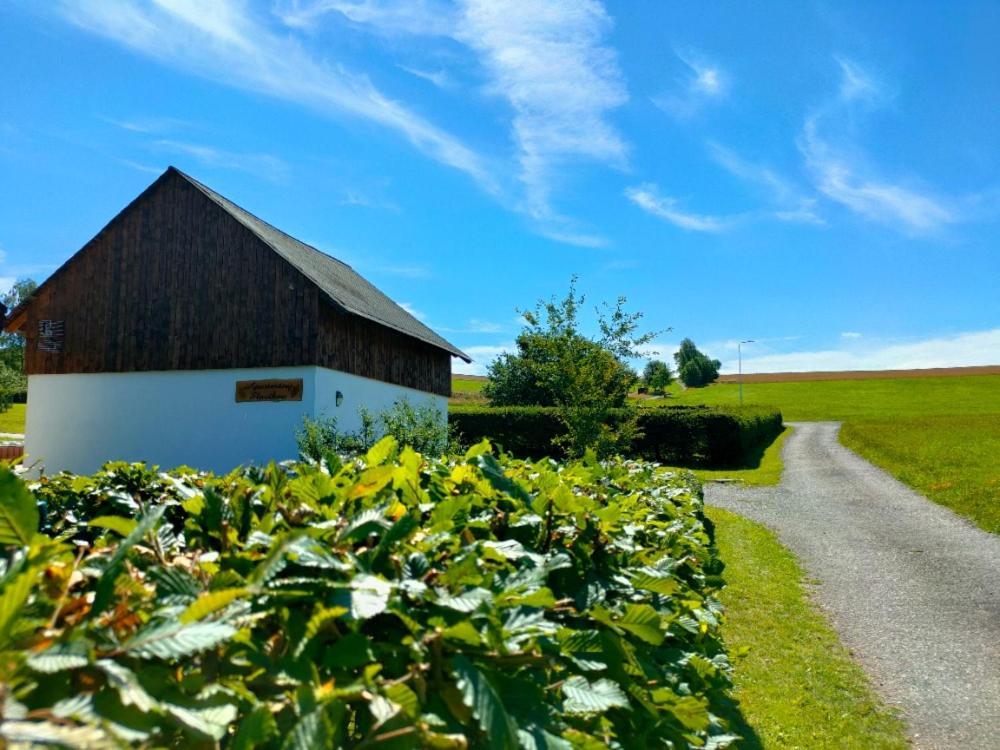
[706,422,1000,750]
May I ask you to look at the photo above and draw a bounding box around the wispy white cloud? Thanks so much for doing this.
[456,0,628,224]
[625,184,731,232]
[379,264,433,279]
[339,189,400,211]
[835,56,879,102]
[59,0,493,189]
[654,48,728,119]
[439,318,507,335]
[102,115,197,134]
[798,57,957,234]
[799,116,955,233]
[722,328,1000,373]
[398,64,453,89]
[287,0,627,245]
[452,342,516,376]
[708,142,825,226]
[840,331,863,339]
[152,139,290,181]
[276,0,453,35]
[398,301,428,321]
[537,229,609,248]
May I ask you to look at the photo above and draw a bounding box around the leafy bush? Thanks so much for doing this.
[0,444,738,748]
[297,399,448,461]
[450,405,783,467]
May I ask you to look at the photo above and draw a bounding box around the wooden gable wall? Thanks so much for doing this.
[19,171,452,396]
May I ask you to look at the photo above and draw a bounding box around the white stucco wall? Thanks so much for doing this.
[24,366,447,475]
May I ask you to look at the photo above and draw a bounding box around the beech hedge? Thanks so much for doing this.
[450,405,783,467]
[0,441,738,748]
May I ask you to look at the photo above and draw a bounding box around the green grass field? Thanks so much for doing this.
[841,414,1000,534]
[636,374,1000,421]
[709,507,909,749]
[0,403,26,434]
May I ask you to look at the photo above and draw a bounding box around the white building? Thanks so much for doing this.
[5,167,468,474]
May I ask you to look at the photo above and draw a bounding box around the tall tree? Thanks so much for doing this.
[673,338,721,388]
[0,278,38,373]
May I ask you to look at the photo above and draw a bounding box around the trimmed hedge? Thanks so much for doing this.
[450,405,783,467]
[1,442,737,748]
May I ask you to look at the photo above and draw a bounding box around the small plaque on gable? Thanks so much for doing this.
[235,379,303,403]
[38,320,65,353]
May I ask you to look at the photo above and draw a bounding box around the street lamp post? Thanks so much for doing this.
[738,340,755,406]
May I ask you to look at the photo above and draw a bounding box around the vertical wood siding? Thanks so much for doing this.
[21,171,452,396]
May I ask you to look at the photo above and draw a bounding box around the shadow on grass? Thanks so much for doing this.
[716,692,765,749]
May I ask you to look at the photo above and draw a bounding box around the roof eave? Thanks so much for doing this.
[3,301,29,334]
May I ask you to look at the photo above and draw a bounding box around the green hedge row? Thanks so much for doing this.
[1,442,738,748]
[450,405,783,467]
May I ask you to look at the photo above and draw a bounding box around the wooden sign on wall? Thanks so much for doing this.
[235,378,304,403]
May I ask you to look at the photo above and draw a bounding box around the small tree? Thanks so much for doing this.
[642,359,673,395]
[483,277,661,457]
[674,338,721,388]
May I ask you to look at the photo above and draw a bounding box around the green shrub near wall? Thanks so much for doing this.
[450,405,783,467]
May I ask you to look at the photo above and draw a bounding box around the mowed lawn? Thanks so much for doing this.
[841,414,1000,534]
[0,403,26,434]
[636,374,1000,420]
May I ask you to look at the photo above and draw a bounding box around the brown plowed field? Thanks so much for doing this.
[717,364,1000,383]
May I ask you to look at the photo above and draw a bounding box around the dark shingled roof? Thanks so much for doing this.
[173,168,469,362]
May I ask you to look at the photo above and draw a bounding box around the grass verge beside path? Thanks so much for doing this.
[841,414,1000,535]
[709,506,909,749]
[684,426,790,487]
[0,404,25,434]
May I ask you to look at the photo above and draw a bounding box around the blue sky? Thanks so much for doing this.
[2,0,998,374]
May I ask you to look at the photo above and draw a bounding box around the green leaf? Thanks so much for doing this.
[88,515,138,537]
[631,568,680,596]
[475,454,532,504]
[435,587,492,613]
[26,643,89,673]
[0,466,38,546]
[0,720,116,749]
[451,655,518,750]
[92,504,167,616]
[349,465,395,500]
[561,676,629,715]
[180,588,248,623]
[232,705,279,750]
[365,436,399,466]
[384,682,420,718]
[281,708,333,750]
[124,621,236,660]
[348,574,392,619]
[95,659,158,713]
[294,605,349,657]
[618,603,665,646]
[164,700,238,741]
[442,620,482,647]
[0,560,42,647]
